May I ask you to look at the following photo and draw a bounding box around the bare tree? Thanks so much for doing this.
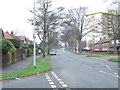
[61,7,94,52]
[29,0,64,57]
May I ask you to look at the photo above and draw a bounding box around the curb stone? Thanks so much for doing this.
[0,69,52,82]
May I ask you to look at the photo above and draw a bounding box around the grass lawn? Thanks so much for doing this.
[86,55,101,57]
[0,56,52,79]
[108,58,120,62]
[100,54,119,56]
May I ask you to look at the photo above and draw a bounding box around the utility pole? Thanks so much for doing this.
[33,0,36,68]
[118,1,120,14]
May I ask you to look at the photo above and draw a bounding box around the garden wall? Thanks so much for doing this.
[2,48,33,66]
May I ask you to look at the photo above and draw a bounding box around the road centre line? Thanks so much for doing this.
[82,65,92,69]
[99,70,119,78]
[106,65,112,70]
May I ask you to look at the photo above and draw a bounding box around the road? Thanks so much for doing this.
[2,50,119,88]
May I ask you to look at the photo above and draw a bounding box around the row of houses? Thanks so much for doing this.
[93,37,120,54]
[0,28,33,44]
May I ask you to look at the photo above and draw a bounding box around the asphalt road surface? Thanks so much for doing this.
[2,50,119,88]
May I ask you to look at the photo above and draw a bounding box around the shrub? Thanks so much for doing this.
[21,42,28,47]
[28,44,34,49]
[8,39,20,48]
[2,39,16,54]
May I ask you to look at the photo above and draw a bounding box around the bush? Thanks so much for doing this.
[2,39,16,54]
[21,42,28,47]
[8,39,20,48]
[28,44,34,49]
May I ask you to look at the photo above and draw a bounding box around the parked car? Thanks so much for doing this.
[49,49,57,55]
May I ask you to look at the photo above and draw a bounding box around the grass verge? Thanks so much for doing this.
[86,55,101,57]
[67,50,85,55]
[0,55,51,79]
[108,58,120,62]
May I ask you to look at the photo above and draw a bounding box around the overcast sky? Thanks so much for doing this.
[0,0,112,42]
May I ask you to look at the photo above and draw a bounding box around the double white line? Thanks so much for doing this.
[51,71,68,88]
[45,73,57,88]
[45,72,68,88]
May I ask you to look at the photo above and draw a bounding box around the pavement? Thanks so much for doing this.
[2,54,42,73]
[2,50,120,88]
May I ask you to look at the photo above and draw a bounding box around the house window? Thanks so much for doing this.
[116,40,119,44]
[112,40,114,44]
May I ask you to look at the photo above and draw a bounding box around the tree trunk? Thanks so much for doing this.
[47,47,50,55]
[114,39,118,54]
[78,40,82,52]
[42,4,47,58]
[65,42,67,50]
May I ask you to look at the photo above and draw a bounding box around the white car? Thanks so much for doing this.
[49,49,57,55]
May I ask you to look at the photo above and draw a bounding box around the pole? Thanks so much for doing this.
[33,0,36,68]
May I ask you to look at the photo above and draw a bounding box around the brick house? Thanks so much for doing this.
[3,31,16,39]
[93,37,120,54]
[1,30,33,44]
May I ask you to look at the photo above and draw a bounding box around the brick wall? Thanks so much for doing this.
[2,48,33,66]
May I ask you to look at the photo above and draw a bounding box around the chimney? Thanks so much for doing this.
[104,37,106,40]
[11,31,14,35]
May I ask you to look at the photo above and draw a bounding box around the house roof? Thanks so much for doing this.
[94,37,113,45]
[102,38,113,43]
[17,36,26,41]
[4,32,15,39]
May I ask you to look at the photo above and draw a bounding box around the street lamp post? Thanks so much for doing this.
[33,0,36,68]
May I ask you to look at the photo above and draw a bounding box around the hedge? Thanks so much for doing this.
[8,38,20,48]
[2,39,16,54]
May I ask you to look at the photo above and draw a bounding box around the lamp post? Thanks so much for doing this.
[33,0,36,68]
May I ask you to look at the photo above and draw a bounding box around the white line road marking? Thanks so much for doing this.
[57,79,62,81]
[46,77,50,79]
[59,81,64,84]
[99,70,118,78]
[51,72,55,74]
[53,75,57,77]
[114,73,120,78]
[62,84,68,88]
[55,76,59,79]
[82,65,92,69]
[106,65,112,70]
[49,82,54,85]
[45,73,57,88]
[51,71,69,88]
[51,85,57,88]
[48,79,52,82]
